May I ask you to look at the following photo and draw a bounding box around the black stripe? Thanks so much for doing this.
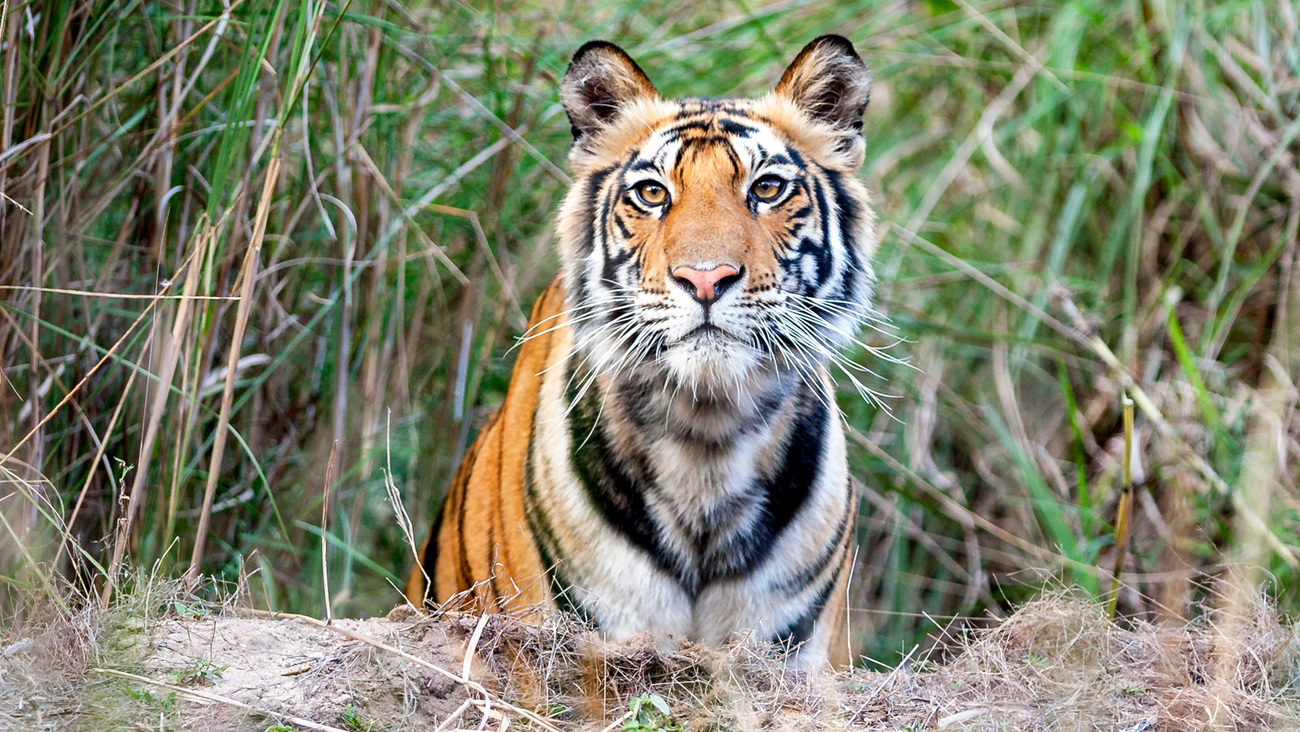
[773,557,843,648]
[567,368,830,598]
[722,143,743,182]
[566,370,672,577]
[601,247,633,288]
[612,213,632,240]
[773,485,854,595]
[824,168,864,298]
[731,386,830,568]
[523,442,595,624]
[686,384,830,585]
[417,500,445,607]
[572,165,617,306]
[718,117,758,137]
[805,174,834,291]
[576,165,615,258]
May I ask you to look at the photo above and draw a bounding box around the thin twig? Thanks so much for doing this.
[1107,394,1135,619]
[599,710,635,732]
[322,440,337,624]
[464,611,490,680]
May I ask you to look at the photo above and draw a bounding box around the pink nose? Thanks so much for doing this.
[670,264,741,304]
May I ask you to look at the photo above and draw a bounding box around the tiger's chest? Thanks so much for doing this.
[527,354,848,648]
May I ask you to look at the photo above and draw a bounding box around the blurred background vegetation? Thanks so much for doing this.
[1,0,1297,665]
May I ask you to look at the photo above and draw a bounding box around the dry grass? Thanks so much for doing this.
[1,587,1296,730]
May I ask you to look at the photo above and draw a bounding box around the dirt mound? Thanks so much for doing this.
[1,595,1297,730]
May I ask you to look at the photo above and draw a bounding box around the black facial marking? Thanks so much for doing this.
[784,146,807,168]
[719,117,758,137]
[722,143,744,181]
[805,174,835,288]
[824,167,864,287]
[612,212,633,241]
[579,165,616,256]
[573,164,619,306]
[664,119,715,137]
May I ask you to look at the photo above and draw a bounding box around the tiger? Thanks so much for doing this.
[407,35,879,670]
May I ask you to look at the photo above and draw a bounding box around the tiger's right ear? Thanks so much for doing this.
[561,41,658,140]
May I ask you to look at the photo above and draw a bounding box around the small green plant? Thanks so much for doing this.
[171,601,211,619]
[172,658,227,685]
[126,686,177,712]
[623,693,682,732]
[265,725,297,732]
[339,704,385,732]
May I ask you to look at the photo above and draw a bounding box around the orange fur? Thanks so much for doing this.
[405,281,566,611]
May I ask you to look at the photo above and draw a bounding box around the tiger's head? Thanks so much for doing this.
[554,36,878,401]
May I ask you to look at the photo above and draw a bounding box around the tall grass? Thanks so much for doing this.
[1,0,1296,664]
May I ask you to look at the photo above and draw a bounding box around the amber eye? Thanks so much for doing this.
[635,181,668,206]
[751,175,786,201]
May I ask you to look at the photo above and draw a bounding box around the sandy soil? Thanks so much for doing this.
[1,596,1297,731]
[136,612,472,730]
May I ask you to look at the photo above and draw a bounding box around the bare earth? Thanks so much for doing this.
[1,595,1297,731]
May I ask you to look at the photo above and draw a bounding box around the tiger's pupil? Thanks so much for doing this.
[752,177,784,200]
[637,182,667,205]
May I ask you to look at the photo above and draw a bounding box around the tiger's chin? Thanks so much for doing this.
[660,331,767,397]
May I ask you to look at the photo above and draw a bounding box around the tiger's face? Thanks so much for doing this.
[555,38,878,397]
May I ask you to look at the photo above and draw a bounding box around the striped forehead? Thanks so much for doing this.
[629,106,797,179]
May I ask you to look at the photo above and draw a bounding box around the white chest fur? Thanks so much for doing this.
[529,333,851,664]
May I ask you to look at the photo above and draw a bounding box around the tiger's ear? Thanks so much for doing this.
[561,41,659,140]
[774,35,871,132]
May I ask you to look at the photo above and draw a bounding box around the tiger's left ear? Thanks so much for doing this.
[774,35,872,133]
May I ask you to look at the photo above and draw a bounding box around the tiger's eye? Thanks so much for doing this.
[751,176,786,201]
[636,182,668,206]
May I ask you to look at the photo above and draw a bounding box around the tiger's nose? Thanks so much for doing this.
[670,264,742,305]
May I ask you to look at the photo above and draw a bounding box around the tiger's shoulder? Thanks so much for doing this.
[405,278,569,610]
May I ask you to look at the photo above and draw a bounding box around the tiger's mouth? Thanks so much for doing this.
[684,323,728,339]
[671,322,748,352]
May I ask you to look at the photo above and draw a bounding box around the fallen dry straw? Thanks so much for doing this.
[426,593,1300,730]
[1,592,1297,730]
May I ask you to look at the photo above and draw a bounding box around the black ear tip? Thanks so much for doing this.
[570,40,629,66]
[807,34,863,62]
